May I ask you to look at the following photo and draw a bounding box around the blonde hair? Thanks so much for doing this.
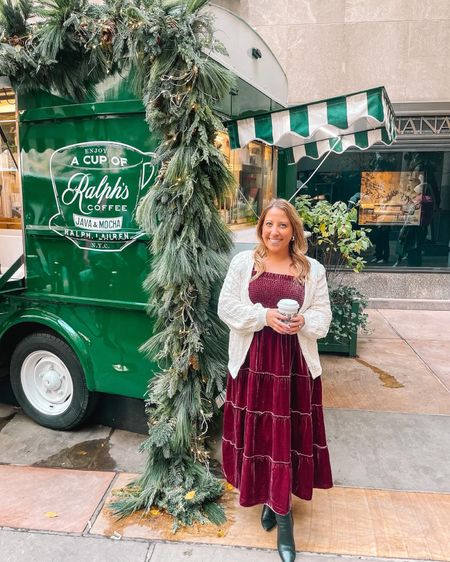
[252,198,310,283]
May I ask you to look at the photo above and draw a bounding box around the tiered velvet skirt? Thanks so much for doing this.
[222,271,333,515]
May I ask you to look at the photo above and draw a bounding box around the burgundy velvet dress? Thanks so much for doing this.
[222,271,333,515]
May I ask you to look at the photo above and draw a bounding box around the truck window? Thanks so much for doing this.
[0,89,24,282]
[0,89,21,230]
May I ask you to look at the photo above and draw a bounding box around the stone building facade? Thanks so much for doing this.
[215,0,450,106]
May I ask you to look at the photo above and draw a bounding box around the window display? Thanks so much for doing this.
[297,150,450,269]
[359,171,428,226]
[216,132,275,226]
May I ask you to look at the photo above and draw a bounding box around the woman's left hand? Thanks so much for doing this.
[286,314,305,335]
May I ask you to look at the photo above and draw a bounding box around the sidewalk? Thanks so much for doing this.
[0,308,449,562]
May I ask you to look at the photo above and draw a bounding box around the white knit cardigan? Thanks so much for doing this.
[217,250,332,379]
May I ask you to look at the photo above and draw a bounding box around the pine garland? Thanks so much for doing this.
[1,0,235,530]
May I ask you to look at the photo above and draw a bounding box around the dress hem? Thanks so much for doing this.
[223,473,333,515]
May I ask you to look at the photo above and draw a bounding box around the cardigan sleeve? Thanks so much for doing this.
[300,264,332,340]
[218,254,268,334]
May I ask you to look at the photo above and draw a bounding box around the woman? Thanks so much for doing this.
[393,179,433,267]
[218,199,333,562]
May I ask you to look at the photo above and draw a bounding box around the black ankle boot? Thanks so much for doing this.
[275,511,296,562]
[261,504,276,531]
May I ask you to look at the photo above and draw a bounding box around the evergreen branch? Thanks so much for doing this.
[186,0,209,13]
[0,0,32,39]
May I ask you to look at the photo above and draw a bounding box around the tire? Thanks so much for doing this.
[10,332,97,430]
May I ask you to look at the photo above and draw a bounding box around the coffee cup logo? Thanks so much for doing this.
[277,299,299,322]
[49,141,156,251]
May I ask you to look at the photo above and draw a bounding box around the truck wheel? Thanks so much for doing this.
[10,332,97,430]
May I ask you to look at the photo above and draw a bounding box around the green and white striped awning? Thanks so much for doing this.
[226,86,397,162]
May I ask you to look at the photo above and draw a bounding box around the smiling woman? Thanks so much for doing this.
[218,198,333,562]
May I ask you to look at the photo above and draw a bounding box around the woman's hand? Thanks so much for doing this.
[287,314,305,335]
[266,309,291,334]
[266,310,305,335]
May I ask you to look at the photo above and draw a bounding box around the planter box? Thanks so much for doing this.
[318,299,359,357]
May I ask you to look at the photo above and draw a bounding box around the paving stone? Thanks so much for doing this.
[91,473,450,561]
[108,429,146,472]
[325,408,450,492]
[0,530,150,562]
[0,403,18,432]
[0,465,114,533]
[149,543,434,562]
[0,530,435,562]
[407,339,450,390]
[322,338,450,414]
[0,413,110,466]
[364,309,400,339]
[0,403,17,418]
[150,543,280,561]
[380,309,450,341]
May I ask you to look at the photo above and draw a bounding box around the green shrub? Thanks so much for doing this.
[328,286,368,342]
[295,195,371,342]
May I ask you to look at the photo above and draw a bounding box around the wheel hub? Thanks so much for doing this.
[20,350,74,416]
[42,369,62,391]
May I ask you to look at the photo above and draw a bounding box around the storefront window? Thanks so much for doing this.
[0,91,21,229]
[216,132,276,226]
[297,149,450,269]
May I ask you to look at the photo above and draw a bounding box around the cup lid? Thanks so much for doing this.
[277,298,299,307]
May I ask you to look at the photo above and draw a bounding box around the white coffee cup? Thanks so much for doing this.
[277,298,299,322]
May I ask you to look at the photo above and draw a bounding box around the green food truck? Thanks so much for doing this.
[0,6,289,430]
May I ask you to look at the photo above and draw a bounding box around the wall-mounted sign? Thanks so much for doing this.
[359,171,423,226]
[49,141,156,251]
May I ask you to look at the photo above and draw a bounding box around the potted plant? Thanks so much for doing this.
[295,195,371,356]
